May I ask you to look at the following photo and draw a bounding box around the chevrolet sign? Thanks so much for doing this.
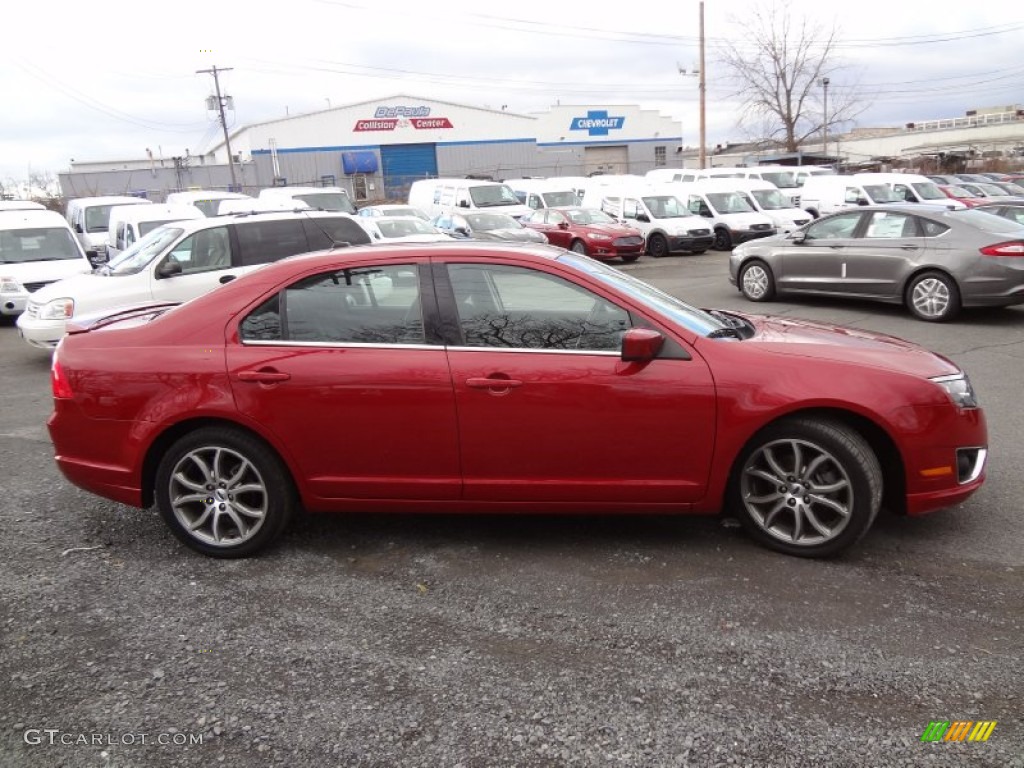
[570,110,625,136]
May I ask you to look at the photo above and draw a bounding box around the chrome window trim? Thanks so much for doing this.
[241,340,441,350]
[447,345,620,356]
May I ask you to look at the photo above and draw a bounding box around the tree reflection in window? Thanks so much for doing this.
[448,264,630,351]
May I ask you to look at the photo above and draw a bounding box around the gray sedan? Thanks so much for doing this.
[729,205,1024,321]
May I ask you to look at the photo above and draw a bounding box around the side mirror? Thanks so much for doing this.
[621,328,664,363]
[74,223,83,234]
[454,227,470,237]
[857,197,869,206]
[85,249,106,267]
[557,221,570,229]
[791,233,806,244]
[635,213,650,223]
[156,260,183,278]
[457,200,470,208]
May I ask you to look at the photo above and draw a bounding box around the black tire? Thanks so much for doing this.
[154,427,297,558]
[739,259,777,302]
[713,228,733,251]
[904,270,961,322]
[727,418,882,558]
[647,233,669,258]
[570,240,588,255]
[620,253,641,264]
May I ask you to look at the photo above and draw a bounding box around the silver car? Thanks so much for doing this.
[729,205,1024,321]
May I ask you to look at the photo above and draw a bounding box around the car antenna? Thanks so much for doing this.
[302,211,351,250]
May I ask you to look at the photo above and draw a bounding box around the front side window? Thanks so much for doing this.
[541,191,576,207]
[642,196,689,218]
[862,185,901,203]
[751,189,788,210]
[545,210,567,226]
[447,264,631,351]
[240,264,424,345]
[84,205,118,233]
[706,192,754,214]
[527,194,542,210]
[235,220,308,266]
[806,213,862,240]
[164,226,232,275]
[108,227,183,275]
[468,184,520,207]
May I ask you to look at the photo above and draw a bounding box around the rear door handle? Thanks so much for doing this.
[466,377,523,390]
[829,245,845,249]
[900,245,920,250]
[219,274,237,284]
[237,368,291,383]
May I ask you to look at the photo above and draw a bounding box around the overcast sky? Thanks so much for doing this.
[1,0,1021,183]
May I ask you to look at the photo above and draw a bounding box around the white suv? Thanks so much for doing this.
[17,211,370,349]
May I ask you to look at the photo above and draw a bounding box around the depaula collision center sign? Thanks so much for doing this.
[570,110,625,136]
[354,106,454,132]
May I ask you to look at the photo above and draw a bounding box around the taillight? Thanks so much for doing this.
[980,241,1024,257]
[51,357,73,399]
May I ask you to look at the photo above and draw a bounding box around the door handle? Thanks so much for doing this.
[829,244,845,249]
[219,274,237,284]
[237,368,291,383]
[466,376,523,390]
[900,245,919,250]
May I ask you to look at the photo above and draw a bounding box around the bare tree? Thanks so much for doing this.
[718,0,864,152]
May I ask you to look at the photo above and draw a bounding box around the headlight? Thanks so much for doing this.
[588,233,611,241]
[0,276,23,294]
[39,298,75,320]
[931,373,978,408]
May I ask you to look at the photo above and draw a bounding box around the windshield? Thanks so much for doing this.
[759,171,798,188]
[750,189,789,210]
[468,184,521,207]
[376,219,438,237]
[541,191,577,207]
[384,207,429,220]
[107,227,183,275]
[640,196,689,218]
[565,209,616,225]
[863,185,901,203]
[974,183,1011,197]
[944,185,973,197]
[84,204,122,233]
[293,193,356,213]
[910,182,946,201]
[0,227,82,263]
[950,209,1024,234]
[139,219,181,237]
[707,192,755,214]
[1000,183,1024,195]
[558,252,726,336]
[466,213,520,230]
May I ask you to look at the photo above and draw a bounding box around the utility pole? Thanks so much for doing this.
[820,77,830,164]
[698,0,706,169]
[197,65,237,191]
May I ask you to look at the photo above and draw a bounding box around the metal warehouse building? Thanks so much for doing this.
[196,94,684,202]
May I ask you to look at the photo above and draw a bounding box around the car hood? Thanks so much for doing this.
[736,313,960,378]
[475,229,547,242]
[581,223,641,237]
[0,258,92,283]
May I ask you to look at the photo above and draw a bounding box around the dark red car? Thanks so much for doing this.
[520,207,645,262]
[938,184,989,208]
[49,243,988,559]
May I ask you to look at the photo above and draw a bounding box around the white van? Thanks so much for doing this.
[853,173,965,210]
[793,165,836,188]
[502,179,578,210]
[0,200,46,212]
[580,184,714,257]
[0,210,92,316]
[165,190,253,217]
[17,211,372,349]
[798,175,903,218]
[65,196,152,260]
[728,179,812,235]
[407,178,531,219]
[654,180,777,250]
[542,176,590,204]
[106,204,205,260]
[258,186,357,214]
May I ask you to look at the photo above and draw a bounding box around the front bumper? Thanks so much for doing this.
[667,233,715,253]
[589,235,646,260]
[16,310,66,349]
[731,227,778,246]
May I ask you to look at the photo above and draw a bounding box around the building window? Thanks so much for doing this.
[352,174,369,201]
[655,146,667,167]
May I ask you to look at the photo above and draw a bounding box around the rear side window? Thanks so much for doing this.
[235,220,309,266]
[302,217,372,250]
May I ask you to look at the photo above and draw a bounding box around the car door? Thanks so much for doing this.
[227,260,460,501]
[437,259,716,504]
[779,212,865,294]
[839,211,925,298]
[150,224,234,303]
[543,210,573,248]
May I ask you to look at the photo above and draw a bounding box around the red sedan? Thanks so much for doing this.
[938,184,988,208]
[520,207,645,262]
[49,243,988,559]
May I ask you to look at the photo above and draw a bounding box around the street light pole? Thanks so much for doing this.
[820,77,830,164]
[698,0,706,170]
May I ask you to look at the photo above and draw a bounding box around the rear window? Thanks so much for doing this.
[303,217,373,250]
[292,193,356,214]
[949,209,1024,235]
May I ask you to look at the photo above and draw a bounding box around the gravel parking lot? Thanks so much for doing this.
[2,252,1022,768]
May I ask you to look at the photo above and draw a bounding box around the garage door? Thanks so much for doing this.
[584,146,629,176]
[381,144,438,201]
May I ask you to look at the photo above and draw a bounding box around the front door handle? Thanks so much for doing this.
[237,368,291,383]
[829,244,845,249]
[900,245,920,250]
[219,274,237,284]
[466,376,523,391]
